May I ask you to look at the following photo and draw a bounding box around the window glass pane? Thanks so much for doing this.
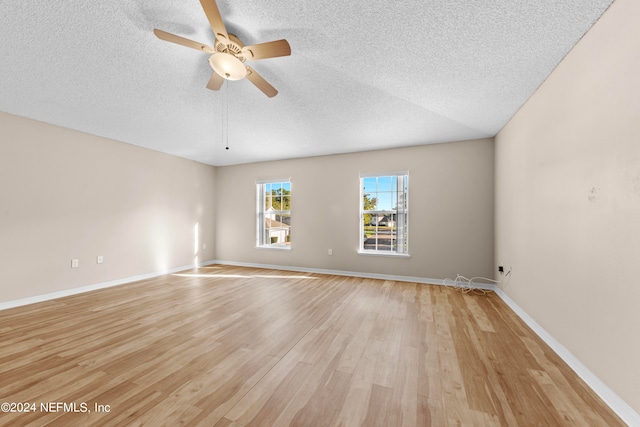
[363,222,376,250]
[363,212,371,228]
[281,214,292,244]
[401,212,408,250]
[263,216,272,243]
[389,213,397,251]
[377,176,392,192]
[375,224,392,251]
[282,182,291,192]
[363,193,376,211]
[363,177,377,193]
[378,192,392,211]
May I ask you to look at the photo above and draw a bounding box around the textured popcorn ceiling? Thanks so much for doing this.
[0,0,613,166]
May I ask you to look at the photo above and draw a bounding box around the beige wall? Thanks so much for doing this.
[1,113,494,300]
[215,139,495,281]
[495,0,640,413]
[0,112,216,303]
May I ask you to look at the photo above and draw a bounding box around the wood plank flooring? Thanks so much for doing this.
[0,265,624,426]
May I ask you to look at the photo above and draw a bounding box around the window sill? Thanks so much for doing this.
[256,245,291,251]
[357,250,411,258]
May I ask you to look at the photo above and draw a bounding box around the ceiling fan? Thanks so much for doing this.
[154,0,291,97]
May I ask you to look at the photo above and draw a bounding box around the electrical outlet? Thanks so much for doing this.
[328,249,333,256]
[97,256,104,264]
[71,259,79,268]
[202,243,207,250]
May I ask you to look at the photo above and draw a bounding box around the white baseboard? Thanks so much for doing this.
[494,288,640,427]
[0,260,217,311]
[211,259,496,290]
[0,260,492,311]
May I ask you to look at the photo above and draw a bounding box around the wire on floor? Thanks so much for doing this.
[442,274,502,295]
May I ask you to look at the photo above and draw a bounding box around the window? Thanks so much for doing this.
[360,173,408,255]
[257,180,291,249]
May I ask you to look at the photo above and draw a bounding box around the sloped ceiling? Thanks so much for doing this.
[0,0,613,166]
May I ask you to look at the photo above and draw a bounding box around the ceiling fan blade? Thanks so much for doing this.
[245,66,278,98]
[242,39,291,61]
[200,0,229,43]
[153,29,214,53]
[206,72,224,90]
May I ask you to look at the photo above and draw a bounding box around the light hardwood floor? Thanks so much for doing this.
[0,265,624,426]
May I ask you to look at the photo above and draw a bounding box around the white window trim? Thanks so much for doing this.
[356,250,411,258]
[256,180,292,250]
[359,172,409,256]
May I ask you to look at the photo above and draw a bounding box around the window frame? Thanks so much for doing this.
[256,179,292,250]
[359,172,409,257]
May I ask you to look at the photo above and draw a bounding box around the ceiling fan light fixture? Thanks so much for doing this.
[208,53,247,80]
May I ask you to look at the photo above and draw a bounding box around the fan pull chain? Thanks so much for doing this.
[220,80,224,150]
[225,79,229,150]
